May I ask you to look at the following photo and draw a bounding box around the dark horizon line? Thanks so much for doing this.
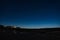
[0,24,60,29]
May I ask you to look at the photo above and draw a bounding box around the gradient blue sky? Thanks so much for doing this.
[0,0,60,28]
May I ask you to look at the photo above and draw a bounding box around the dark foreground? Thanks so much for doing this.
[0,25,60,40]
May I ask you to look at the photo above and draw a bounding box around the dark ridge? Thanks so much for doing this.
[0,25,60,32]
[0,25,60,40]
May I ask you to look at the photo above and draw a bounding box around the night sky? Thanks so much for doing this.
[0,0,60,28]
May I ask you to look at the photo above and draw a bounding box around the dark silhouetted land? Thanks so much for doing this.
[0,25,60,40]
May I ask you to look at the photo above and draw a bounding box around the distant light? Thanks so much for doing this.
[13,26,16,28]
